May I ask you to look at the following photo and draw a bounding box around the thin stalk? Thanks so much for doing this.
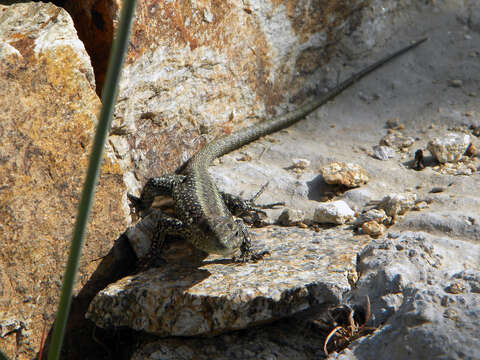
[47,1,137,359]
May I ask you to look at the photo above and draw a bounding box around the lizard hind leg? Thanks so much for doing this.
[128,174,186,214]
[233,219,269,262]
[222,182,284,226]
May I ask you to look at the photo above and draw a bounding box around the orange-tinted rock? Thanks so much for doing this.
[0,3,126,359]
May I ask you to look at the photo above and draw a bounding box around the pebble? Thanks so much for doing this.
[291,158,310,169]
[449,79,463,87]
[377,193,417,218]
[313,200,355,225]
[277,208,305,226]
[372,145,396,160]
[320,162,369,188]
[427,132,471,163]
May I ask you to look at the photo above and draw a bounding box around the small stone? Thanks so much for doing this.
[237,153,252,162]
[361,220,386,237]
[412,201,429,211]
[429,187,445,193]
[372,145,396,160]
[353,209,387,226]
[386,117,400,129]
[427,133,471,163]
[449,79,463,87]
[277,208,305,226]
[320,162,369,188]
[445,281,466,294]
[313,200,355,225]
[291,158,310,169]
[377,193,417,218]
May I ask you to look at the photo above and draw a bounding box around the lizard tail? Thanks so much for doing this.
[189,37,427,168]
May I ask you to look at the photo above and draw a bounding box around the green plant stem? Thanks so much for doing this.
[47,1,137,359]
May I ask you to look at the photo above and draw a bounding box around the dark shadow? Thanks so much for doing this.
[306,174,350,201]
[39,229,217,359]
[402,153,438,170]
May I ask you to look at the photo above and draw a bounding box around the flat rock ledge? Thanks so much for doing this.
[86,226,369,336]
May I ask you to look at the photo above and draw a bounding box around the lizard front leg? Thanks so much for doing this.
[127,208,191,269]
[221,186,284,226]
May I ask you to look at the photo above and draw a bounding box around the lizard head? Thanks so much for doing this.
[198,217,245,255]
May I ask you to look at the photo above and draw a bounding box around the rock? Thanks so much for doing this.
[379,131,415,150]
[343,232,480,360]
[353,209,387,226]
[361,221,386,237]
[291,158,311,169]
[277,208,305,226]
[377,193,417,218]
[449,79,463,87]
[320,162,369,188]
[427,132,471,163]
[313,200,355,225]
[0,3,127,358]
[372,145,396,160]
[105,0,372,187]
[87,226,367,336]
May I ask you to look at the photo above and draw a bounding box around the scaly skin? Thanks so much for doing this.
[130,38,427,262]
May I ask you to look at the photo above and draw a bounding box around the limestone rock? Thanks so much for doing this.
[342,232,480,360]
[360,221,386,237]
[353,209,387,226]
[313,201,355,225]
[277,208,305,226]
[86,226,369,336]
[377,193,417,218]
[372,145,396,160]
[0,3,126,358]
[427,132,471,163]
[320,162,369,188]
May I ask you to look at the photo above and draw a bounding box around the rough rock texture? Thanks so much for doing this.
[103,0,416,193]
[87,226,367,336]
[427,132,471,163]
[313,200,356,225]
[320,162,369,188]
[0,3,127,359]
[335,232,480,360]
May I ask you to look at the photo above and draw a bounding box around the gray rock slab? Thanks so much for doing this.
[86,226,369,336]
[338,232,480,360]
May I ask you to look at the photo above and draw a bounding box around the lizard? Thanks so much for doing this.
[128,37,427,263]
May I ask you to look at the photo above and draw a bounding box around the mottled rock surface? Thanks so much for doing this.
[0,3,126,359]
[320,162,369,188]
[87,226,367,336]
[427,132,471,163]
[335,232,480,360]
[313,200,356,225]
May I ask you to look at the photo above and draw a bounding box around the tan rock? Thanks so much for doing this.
[361,221,386,238]
[87,225,369,336]
[320,162,369,188]
[0,3,126,358]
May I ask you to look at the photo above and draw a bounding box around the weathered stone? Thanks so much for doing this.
[277,208,305,226]
[372,145,396,160]
[320,162,369,188]
[90,0,381,193]
[360,220,386,237]
[379,131,415,150]
[427,132,471,163]
[86,226,369,336]
[341,232,480,360]
[353,209,387,226]
[0,3,127,358]
[377,193,417,218]
[313,200,355,225]
[291,158,311,169]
